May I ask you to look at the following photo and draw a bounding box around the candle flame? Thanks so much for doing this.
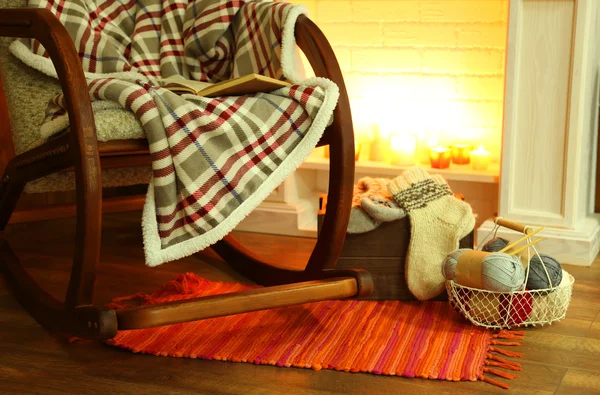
[473,145,489,154]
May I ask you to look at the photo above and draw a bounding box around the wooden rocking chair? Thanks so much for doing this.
[0,7,372,340]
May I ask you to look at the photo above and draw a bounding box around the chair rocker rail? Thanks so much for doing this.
[0,9,372,340]
[115,277,359,330]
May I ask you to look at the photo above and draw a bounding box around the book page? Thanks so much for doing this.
[159,75,213,94]
[197,74,291,97]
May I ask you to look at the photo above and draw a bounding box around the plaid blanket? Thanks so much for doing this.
[11,0,339,266]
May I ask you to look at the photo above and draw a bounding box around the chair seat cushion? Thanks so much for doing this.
[0,49,145,156]
[24,166,152,194]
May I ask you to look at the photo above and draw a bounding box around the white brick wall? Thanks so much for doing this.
[288,0,509,161]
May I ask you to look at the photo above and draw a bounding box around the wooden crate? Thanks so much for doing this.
[318,197,474,300]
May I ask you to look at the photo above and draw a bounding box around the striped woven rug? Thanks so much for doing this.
[106,273,524,389]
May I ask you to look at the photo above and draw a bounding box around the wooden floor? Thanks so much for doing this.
[2,212,600,394]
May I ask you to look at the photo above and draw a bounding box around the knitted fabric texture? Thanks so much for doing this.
[351,178,393,207]
[360,195,405,223]
[347,177,405,234]
[388,168,475,300]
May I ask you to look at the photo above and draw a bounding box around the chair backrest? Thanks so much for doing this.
[0,0,64,155]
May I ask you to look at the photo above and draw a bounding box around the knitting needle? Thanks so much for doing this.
[498,227,544,253]
[507,237,545,256]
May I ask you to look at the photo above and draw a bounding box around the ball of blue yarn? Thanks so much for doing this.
[442,250,527,292]
[527,254,563,290]
[442,248,470,280]
[482,237,510,252]
[481,252,525,292]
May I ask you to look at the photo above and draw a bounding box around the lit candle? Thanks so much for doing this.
[418,135,439,164]
[369,124,390,162]
[451,143,471,165]
[390,135,417,166]
[428,146,451,169]
[358,141,371,162]
[470,145,490,171]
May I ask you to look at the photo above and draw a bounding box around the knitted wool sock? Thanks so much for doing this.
[387,168,476,300]
[346,177,405,233]
[357,177,406,223]
[347,206,379,234]
[431,174,475,240]
[347,183,380,234]
[360,196,406,223]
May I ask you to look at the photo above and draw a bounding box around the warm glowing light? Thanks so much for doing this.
[357,141,371,161]
[451,143,472,165]
[470,145,490,171]
[369,124,391,162]
[428,145,451,169]
[346,80,500,165]
[390,135,417,166]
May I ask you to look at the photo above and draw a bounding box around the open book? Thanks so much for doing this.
[160,73,292,97]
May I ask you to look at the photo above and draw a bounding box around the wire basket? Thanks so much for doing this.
[446,273,573,329]
[446,218,574,329]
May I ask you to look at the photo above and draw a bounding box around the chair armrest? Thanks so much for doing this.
[0,8,100,192]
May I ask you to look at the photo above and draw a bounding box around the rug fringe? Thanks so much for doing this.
[493,330,525,340]
[480,330,525,390]
[489,346,524,357]
[490,339,521,346]
[483,367,517,380]
[485,360,522,371]
[106,292,151,309]
[481,375,511,390]
[486,354,522,370]
[151,272,207,298]
[106,273,253,309]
